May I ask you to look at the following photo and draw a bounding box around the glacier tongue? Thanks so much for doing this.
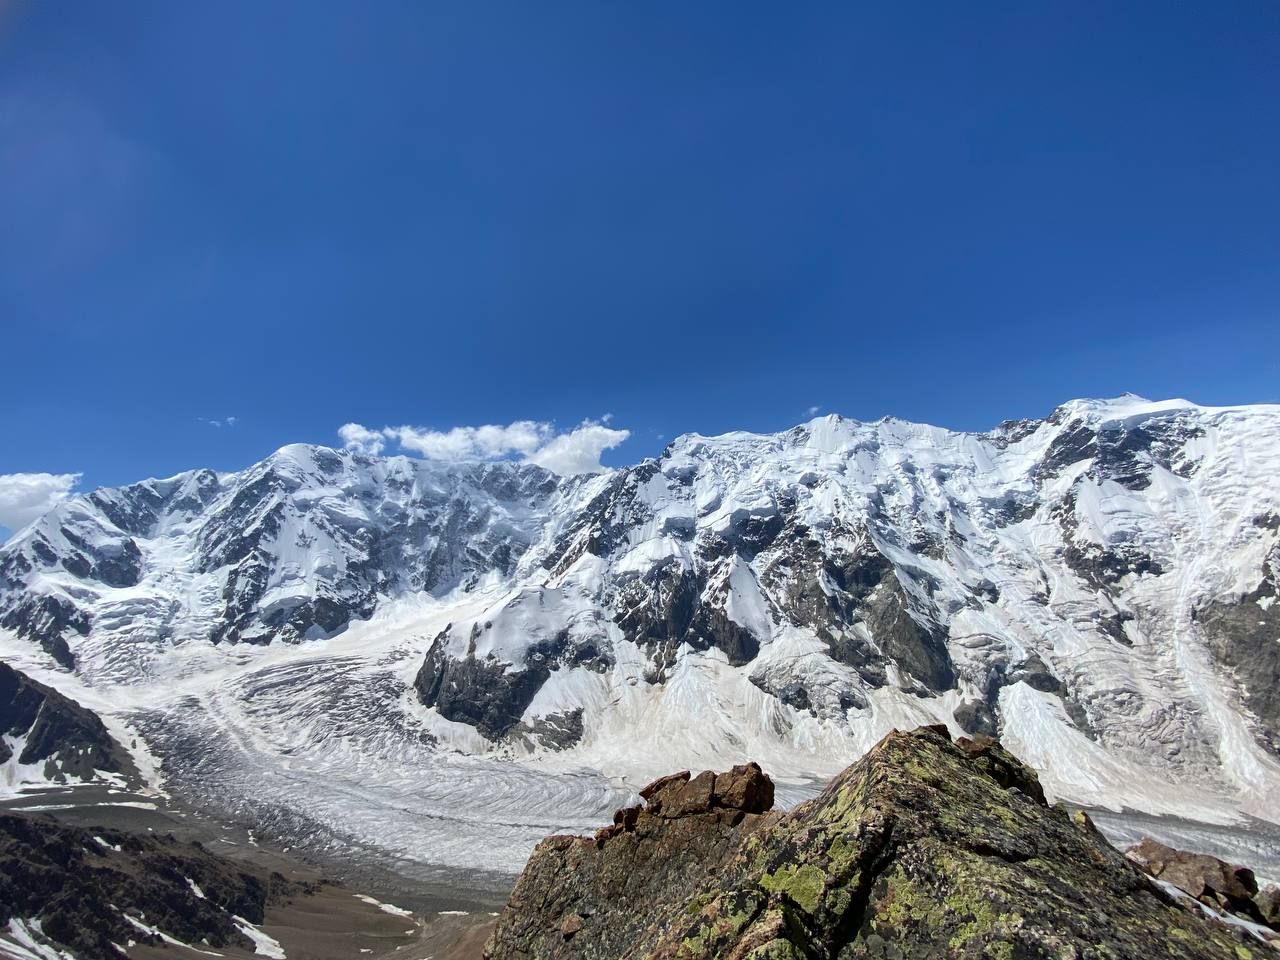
[1,395,1279,872]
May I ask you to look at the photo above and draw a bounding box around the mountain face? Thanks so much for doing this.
[484,726,1268,960]
[1,396,1278,854]
[0,447,565,679]
[0,811,292,960]
[0,662,138,792]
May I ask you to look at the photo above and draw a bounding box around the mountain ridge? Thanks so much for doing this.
[1,395,1278,872]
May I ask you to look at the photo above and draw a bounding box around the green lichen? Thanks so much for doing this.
[684,893,714,916]
[760,864,826,915]
[873,872,945,930]
[743,938,806,960]
[677,891,766,959]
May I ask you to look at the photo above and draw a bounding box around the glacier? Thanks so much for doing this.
[0,394,1277,875]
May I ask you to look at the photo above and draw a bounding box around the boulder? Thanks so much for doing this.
[710,761,774,813]
[1256,884,1280,929]
[638,770,689,803]
[660,770,716,818]
[1127,838,1264,922]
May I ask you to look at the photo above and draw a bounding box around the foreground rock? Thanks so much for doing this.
[486,726,1269,959]
[491,762,777,960]
[1128,837,1280,932]
[0,811,301,960]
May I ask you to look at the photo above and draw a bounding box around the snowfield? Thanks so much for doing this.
[1,395,1278,874]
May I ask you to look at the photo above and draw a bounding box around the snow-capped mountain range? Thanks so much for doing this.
[1,395,1278,873]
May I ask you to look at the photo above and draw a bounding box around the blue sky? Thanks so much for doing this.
[1,2,1278,525]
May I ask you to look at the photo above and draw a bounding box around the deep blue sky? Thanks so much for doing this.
[2,1,1278,492]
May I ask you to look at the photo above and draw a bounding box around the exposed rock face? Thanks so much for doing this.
[0,449,560,676]
[485,727,1262,960]
[489,762,778,960]
[414,630,554,741]
[2,397,1280,829]
[0,812,297,960]
[1127,838,1277,930]
[1195,542,1280,757]
[0,661,137,785]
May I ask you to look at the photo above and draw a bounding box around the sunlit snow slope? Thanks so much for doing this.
[1,395,1278,873]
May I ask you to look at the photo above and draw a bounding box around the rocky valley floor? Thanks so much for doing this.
[0,785,502,960]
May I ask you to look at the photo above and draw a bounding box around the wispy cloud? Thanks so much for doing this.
[385,421,550,461]
[199,416,238,428]
[0,472,80,535]
[339,418,630,475]
[338,422,386,456]
[805,405,822,417]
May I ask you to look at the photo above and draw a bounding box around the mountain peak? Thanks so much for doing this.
[2,397,1279,871]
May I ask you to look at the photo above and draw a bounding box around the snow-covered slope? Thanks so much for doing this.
[1,395,1278,872]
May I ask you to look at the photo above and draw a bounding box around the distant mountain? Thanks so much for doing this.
[1,395,1277,862]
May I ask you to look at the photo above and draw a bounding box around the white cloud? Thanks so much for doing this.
[338,422,386,456]
[385,420,551,460]
[0,472,80,533]
[199,416,238,428]
[806,405,822,417]
[526,421,632,475]
[337,417,630,475]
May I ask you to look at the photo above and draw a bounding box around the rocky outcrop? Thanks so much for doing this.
[414,633,553,740]
[0,593,83,668]
[487,762,778,960]
[486,726,1266,959]
[1127,837,1280,932]
[1259,886,1280,928]
[0,811,299,960]
[0,661,137,785]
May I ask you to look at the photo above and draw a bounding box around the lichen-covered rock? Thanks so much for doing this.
[486,726,1264,960]
[486,765,777,960]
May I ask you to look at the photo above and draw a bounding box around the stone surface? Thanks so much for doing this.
[1257,885,1280,928]
[0,660,137,784]
[639,770,690,800]
[1128,837,1271,927]
[662,770,717,818]
[0,811,300,960]
[485,726,1263,960]
[711,762,774,814]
